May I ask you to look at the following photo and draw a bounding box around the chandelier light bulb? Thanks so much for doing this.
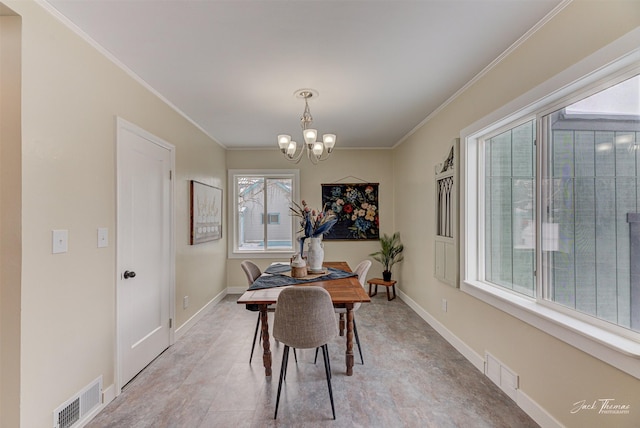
[312,142,324,156]
[323,134,336,153]
[287,141,297,157]
[278,134,291,153]
[303,129,317,145]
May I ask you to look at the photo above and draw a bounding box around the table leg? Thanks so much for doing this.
[368,283,377,297]
[259,305,272,377]
[345,303,354,376]
[339,313,345,336]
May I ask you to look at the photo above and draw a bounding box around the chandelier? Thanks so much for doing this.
[277,89,336,164]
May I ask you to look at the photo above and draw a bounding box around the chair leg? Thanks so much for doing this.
[249,313,261,364]
[274,345,290,419]
[293,348,297,363]
[353,317,363,365]
[314,347,319,364]
[321,344,336,420]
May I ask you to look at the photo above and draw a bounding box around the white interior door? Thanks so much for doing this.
[117,118,174,389]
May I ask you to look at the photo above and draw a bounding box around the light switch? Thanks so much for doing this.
[52,230,68,254]
[97,227,108,248]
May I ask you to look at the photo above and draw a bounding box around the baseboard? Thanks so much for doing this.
[397,290,562,428]
[76,384,116,427]
[517,389,564,428]
[398,289,484,371]
[175,288,227,341]
[82,292,228,426]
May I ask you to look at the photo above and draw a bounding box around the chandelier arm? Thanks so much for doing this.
[307,148,320,165]
[313,150,332,162]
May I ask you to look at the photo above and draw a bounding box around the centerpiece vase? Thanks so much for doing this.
[307,236,325,273]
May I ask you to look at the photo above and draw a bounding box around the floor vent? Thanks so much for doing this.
[484,352,519,401]
[53,376,102,428]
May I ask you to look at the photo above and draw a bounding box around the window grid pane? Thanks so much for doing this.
[265,178,293,250]
[543,74,640,332]
[484,120,536,297]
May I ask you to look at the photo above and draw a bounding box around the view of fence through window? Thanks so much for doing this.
[543,74,640,332]
[483,74,640,332]
[236,175,294,251]
[484,120,536,297]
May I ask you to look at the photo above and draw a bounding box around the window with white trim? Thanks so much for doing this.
[476,72,640,335]
[464,53,640,378]
[541,74,640,332]
[229,170,299,257]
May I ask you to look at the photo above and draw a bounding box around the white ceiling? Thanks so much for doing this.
[44,0,563,150]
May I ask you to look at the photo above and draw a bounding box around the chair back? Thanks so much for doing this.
[353,260,372,287]
[241,260,262,286]
[273,287,338,349]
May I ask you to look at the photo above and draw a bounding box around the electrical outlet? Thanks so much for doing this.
[183,296,189,309]
[441,298,447,312]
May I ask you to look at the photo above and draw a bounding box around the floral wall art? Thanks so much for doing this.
[321,183,379,240]
[190,180,222,244]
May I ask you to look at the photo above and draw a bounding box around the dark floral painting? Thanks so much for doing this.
[321,183,379,240]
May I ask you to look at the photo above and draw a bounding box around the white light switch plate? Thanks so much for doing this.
[97,227,108,248]
[52,229,68,254]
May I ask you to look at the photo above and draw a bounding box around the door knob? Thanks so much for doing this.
[123,270,136,279]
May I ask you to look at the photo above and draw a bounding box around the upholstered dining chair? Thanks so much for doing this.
[241,260,274,364]
[332,259,371,365]
[273,286,338,420]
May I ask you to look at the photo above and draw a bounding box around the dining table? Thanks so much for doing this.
[236,261,371,377]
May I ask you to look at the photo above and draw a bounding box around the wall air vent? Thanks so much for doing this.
[53,376,102,428]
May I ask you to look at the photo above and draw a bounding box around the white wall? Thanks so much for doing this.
[393,2,640,427]
[2,1,227,426]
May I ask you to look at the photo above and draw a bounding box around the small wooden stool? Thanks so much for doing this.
[367,278,397,301]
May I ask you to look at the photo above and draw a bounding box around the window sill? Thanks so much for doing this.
[462,280,640,379]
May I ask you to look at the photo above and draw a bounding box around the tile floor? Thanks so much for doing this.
[86,293,539,427]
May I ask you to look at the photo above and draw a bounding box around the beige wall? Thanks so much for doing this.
[226,148,394,287]
[3,1,227,426]
[394,2,640,427]
[0,9,21,428]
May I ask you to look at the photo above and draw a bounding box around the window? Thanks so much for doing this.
[483,119,536,297]
[477,74,640,332]
[541,74,640,331]
[463,47,640,378]
[229,170,299,257]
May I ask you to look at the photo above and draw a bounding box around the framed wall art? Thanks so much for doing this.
[190,180,222,244]
[321,183,379,240]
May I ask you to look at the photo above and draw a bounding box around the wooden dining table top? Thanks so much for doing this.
[236,261,371,305]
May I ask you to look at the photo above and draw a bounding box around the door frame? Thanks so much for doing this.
[115,117,176,395]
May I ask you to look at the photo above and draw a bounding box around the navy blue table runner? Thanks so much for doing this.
[247,264,357,291]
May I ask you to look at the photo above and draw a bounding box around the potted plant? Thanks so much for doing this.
[369,232,404,281]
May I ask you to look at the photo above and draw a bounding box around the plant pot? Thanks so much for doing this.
[382,270,392,282]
